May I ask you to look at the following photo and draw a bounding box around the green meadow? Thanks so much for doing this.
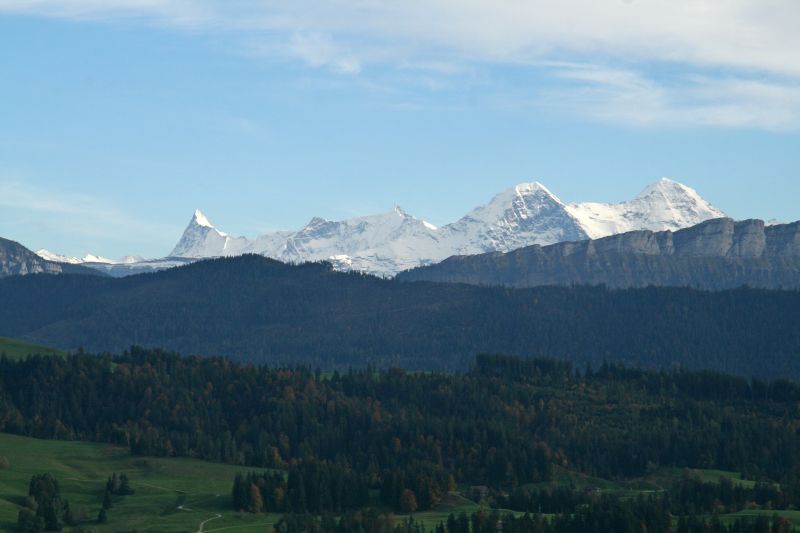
[0,431,793,532]
[0,337,65,360]
[0,432,279,532]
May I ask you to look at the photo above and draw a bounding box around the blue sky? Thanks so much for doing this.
[1,1,799,258]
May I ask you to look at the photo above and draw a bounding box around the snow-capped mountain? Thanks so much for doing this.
[565,178,725,239]
[273,207,442,273]
[169,209,250,258]
[41,177,726,277]
[441,182,588,255]
[36,249,144,265]
[163,177,723,276]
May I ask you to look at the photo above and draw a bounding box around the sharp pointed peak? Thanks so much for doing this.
[305,216,330,227]
[193,209,214,228]
[389,204,412,218]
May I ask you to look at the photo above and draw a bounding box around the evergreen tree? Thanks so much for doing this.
[119,473,134,495]
[102,490,113,510]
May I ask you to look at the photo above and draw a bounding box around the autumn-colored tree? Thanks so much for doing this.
[248,483,263,513]
[447,474,457,493]
[399,489,418,513]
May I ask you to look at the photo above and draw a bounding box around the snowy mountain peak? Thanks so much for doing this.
[443,181,586,255]
[71,177,726,277]
[467,181,564,224]
[515,181,559,200]
[81,254,113,264]
[36,249,81,264]
[36,249,141,265]
[170,210,245,258]
[637,177,699,201]
[566,178,726,239]
[393,204,409,217]
[193,209,216,229]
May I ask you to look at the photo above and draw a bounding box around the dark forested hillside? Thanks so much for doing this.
[0,255,799,378]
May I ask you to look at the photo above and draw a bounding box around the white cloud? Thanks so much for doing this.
[3,0,799,76]
[537,64,800,130]
[3,0,800,129]
[288,32,361,74]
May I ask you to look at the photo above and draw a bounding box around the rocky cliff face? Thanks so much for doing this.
[0,237,63,277]
[0,237,104,278]
[397,219,800,290]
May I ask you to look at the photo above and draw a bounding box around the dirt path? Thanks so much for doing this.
[196,513,222,533]
[175,494,223,532]
[205,524,274,532]
[138,481,188,494]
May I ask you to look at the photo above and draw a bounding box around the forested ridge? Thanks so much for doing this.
[4,351,800,510]
[1,255,799,378]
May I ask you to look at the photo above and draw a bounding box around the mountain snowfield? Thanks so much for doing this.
[36,249,144,265]
[37,178,725,277]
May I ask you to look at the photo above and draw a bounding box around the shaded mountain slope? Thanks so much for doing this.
[398,219,800,290]
[0,255,798,378]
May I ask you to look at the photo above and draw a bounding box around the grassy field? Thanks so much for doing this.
[0,433,491,533]
[525,464,664,497]
[0,432,280,532]
[647,467,758,490]
[0,337,66,360]
[0,432,785,532]
[725,509,800,525]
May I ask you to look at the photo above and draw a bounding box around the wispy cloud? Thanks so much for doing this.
[288,32,362,74]
[3,1,800,76]
[536,64,800,130]
[0,178,178,254]
[2,1,800,130]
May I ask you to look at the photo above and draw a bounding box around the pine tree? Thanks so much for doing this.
[102,489,113,509]
[16,508,36,533]
[63,500,75,526]
[232,473,247,511]
[119,473,134,495]
[97,507,108,524]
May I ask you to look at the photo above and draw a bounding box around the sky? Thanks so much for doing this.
[0,1,798,259]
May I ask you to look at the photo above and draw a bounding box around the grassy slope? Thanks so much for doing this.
[0,432,279,533]
[0,433,792,532]
[0,336,65,360]
[0,433,513,533]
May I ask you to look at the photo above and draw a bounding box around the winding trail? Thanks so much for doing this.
[137,482,222,532]
[196,513,223,533]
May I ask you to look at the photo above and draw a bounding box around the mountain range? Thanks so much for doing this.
[398,218,800,290]
[35,177,725,277]
[0,237,102,278]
